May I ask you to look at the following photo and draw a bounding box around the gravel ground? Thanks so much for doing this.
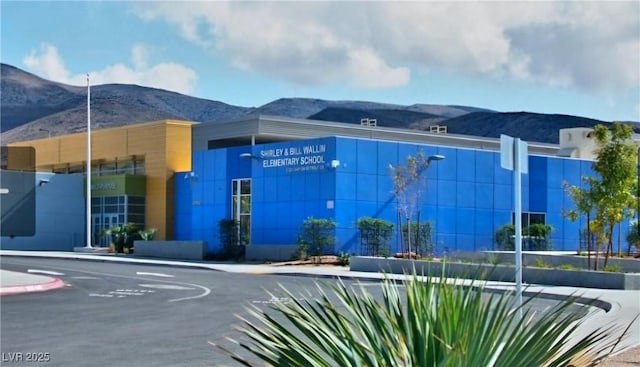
[600,346,640,366]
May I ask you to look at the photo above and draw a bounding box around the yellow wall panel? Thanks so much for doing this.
[8,119,196,241]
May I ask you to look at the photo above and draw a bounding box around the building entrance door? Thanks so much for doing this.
[93,213,120,247]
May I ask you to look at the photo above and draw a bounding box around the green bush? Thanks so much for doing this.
[525,223,553,250]
[218,219,245,260]
[495,224,515,251]
[400,221,434,257]
[298,217,336,262]
[495,223,554,251]
[357,217,393,257]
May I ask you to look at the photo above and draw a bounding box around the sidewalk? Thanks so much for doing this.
[0,269,65,296]
[1,250,639,364]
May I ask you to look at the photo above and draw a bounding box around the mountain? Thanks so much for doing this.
[1,63,637,145]
[0,64,252,142]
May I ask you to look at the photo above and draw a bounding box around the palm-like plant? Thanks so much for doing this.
[213,272,630,367]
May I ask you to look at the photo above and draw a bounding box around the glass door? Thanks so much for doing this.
[232,179,251,245]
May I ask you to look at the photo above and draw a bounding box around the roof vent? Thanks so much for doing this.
[430,125,447,134]
[361,118,377,127]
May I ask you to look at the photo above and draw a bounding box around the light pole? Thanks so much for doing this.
[85,74,92,248]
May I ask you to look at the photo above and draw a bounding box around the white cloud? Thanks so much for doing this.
[131,1,639,92]
[21,43,197,95]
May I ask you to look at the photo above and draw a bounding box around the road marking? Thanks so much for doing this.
[89,293,114,298]
[27,269,65,276]
[136,272,175,278]
[168,284,211,303]
[0,188,9,194]
[7,261,211,303]
[70,276,101,280]
[139,284,195,290]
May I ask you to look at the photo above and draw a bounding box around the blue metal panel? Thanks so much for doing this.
[456,234,475,251]
[494,153,511,185]
[356,174,378,202]
[457,149,476,182]
[456,208,475,235]
[474,209,494,235]
[493,210,511,231]
[475,183,494,209]
[276,175,292,202]
[251,177,264,202]
[336,173,357,200]
[356,140,378,174]
[547,158,564,189]
[437,206,457,234]
[547,188,564,212]
[213,179,227,205]
[436,147,457,181]
[290,174,308,200]
[377,175,394,203]
[303,172,321,201]
[337,138,358,174]
[456,181,475,208]
[475,235,494,251]
[494,184,512,210]
[529,156,547,212]
[475,151,494,183]
[563,159,582,186]
[377,142,398,175]
[437,180,457,207]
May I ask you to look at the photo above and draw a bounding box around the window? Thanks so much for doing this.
[231,179,251,245]
[512,212,546,227]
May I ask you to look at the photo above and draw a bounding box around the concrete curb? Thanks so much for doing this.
[0,277,65,296]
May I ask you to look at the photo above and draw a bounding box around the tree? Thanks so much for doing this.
[213,272,631,366]
[389,151,439,257]
[590,123,637,268]
[564,177,597,269]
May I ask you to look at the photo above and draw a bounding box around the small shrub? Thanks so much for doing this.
[357,217,393,257]
[532,257,552,268]
[337,252,351,266]
[558,264,578,271]
[298,217,336,264]
[138,228,157,241]
[218,219,245,260]
[603,264,622,273]
[524,223,553,250]
[495,224,515,251]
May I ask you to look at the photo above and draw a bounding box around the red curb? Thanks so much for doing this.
[0,278,65,296]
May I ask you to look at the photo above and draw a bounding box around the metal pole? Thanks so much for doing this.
[86,74,92,248]
[514,138,523,321]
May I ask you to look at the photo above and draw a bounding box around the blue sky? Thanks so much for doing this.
[2,1,639,122]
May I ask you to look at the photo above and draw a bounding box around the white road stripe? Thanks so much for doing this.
[139,284,195,290]
[136,272,175,278]
[27,269,65,276]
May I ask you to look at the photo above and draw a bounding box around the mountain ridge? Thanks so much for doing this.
[1,63,637,145]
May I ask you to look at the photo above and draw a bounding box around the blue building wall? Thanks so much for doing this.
[175,135,626,255]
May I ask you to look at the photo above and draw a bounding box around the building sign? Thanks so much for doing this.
[85,175,146,197]
[91,182,117,191]
[260,144,327,172]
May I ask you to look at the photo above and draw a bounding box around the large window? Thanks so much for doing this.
[232,179,251,245]
[512,212,546,227]
[91,195,146,246]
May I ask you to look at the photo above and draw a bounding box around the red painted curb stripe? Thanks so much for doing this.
[0,278,65,296]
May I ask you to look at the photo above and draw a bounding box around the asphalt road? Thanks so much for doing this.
[1,257,589,367]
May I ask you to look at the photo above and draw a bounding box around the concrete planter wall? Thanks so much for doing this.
[453,251,640,273]
[350,256,640,290]
[133,240,206,260]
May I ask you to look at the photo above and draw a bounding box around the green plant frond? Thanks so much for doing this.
[215,272,629,367]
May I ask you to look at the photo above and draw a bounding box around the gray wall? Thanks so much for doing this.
[1,173,84,251]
